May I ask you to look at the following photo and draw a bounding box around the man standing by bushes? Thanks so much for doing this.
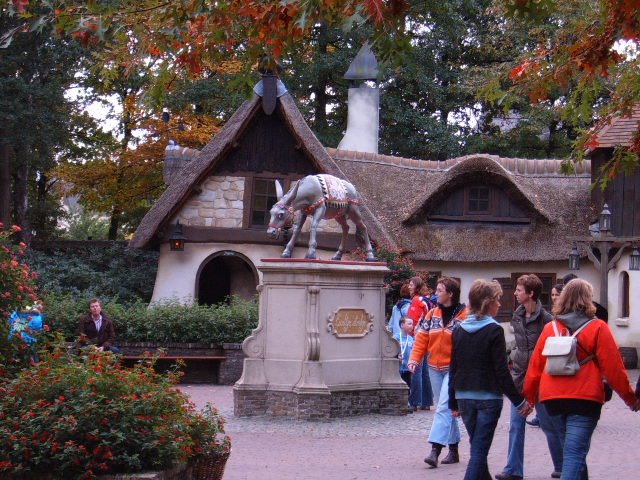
[78,298,120,353]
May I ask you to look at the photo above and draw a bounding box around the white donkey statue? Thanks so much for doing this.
[266,174,376,261]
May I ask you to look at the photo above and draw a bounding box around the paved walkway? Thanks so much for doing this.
[183,370,640,480]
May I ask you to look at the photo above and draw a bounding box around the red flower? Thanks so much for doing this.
[11,225,21,232]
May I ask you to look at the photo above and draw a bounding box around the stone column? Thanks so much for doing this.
[233,259,407,419]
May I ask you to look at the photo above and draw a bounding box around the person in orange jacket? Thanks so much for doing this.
[522,279,640,480]
[408,276,468,468]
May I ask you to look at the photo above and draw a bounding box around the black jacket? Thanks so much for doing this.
[78,313,116,348]
[449,319,524,411]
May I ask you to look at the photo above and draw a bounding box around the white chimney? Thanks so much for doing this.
[337,42,380,154]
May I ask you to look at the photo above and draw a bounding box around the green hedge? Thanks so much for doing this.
[26,243,159,303]
[43,292,259,345]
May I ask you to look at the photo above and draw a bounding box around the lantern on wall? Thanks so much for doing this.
[630,244,640,271]
[599,203,611,235]
[169,220,186,251]
[568,243,580,270]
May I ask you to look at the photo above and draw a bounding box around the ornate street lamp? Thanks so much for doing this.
[169,220,186,251]
[568,243,580,270]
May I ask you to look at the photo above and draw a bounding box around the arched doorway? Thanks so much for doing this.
[196,251,258,305]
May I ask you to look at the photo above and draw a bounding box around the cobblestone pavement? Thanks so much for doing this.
[182,370,640,480]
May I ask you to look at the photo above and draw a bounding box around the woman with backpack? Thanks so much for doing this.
[522,279,640,480]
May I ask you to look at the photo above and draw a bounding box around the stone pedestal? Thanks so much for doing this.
[233,259,407,419]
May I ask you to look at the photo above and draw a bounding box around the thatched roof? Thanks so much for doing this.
[129,93,391,249]
[327,149,593,263]
[131,89,595,263]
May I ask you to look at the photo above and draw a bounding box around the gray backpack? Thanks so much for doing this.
[541,320,595,376]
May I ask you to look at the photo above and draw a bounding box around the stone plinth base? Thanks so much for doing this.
[234,387,407,419]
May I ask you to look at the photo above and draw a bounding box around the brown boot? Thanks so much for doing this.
[440,443,459,464]
[424,443,443,468]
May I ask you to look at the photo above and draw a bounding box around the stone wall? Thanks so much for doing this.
[178,175,245,228]
[174,173,350,233]
[219,343,246,385]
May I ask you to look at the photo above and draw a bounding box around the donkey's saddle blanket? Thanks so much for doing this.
[317,174,350,209]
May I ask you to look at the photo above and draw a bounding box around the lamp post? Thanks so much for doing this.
[569,204,640,310]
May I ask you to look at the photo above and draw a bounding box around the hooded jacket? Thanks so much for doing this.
[388,298,411,338]
[409,303,467,371]
[510,300,552,390]
[448,314,524,411]
[522,312,636,408]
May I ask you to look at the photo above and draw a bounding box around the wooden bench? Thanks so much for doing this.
[121,355,226,383]
[121,355,226,362]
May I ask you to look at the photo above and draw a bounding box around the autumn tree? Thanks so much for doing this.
[55,77,221,240]
[496,0,640,181]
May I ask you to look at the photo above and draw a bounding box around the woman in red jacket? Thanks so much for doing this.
[523,279,640,480]
[405,276,434,412]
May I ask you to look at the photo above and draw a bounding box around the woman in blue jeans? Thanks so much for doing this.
[449,279,532,480]
[523,279,640,480]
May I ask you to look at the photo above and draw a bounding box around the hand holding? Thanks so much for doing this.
[407,361,417,373]
[518,402,533,417]
[452,410,460,418]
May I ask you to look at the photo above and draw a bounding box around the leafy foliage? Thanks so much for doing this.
[0,343,230,479]
[42,293,258,345]
[498,0,640,179]
[0,223,42,378]
[25,243,159,303]
[0,12,86,243]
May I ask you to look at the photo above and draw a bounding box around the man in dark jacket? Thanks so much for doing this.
[496,274,559,480]
[78,298,119,353]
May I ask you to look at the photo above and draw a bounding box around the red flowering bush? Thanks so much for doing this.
[349,242,416,303]
[0,344,230,479]
[0,223,39,316]
[0,223,43,378]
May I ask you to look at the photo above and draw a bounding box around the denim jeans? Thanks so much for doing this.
[503,402,526,476]
[536,401,564,473]
[458,398,503,480]
[410,357,433,407]
[503,400,564,476]
[555,414,598,480]
[428,368,460,445]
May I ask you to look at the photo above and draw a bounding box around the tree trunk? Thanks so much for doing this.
[108,207,120,241]
[12,148,31,245]
[0,129,12,226]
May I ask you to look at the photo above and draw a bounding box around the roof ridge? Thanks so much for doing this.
[326,147,591,176]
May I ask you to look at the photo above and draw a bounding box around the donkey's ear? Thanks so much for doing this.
[275,180,283,200]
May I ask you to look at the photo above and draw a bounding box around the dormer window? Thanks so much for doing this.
[467,186,490,214]
[429,184,530,224]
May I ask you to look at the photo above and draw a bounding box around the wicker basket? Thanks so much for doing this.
[192,450,230,480]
